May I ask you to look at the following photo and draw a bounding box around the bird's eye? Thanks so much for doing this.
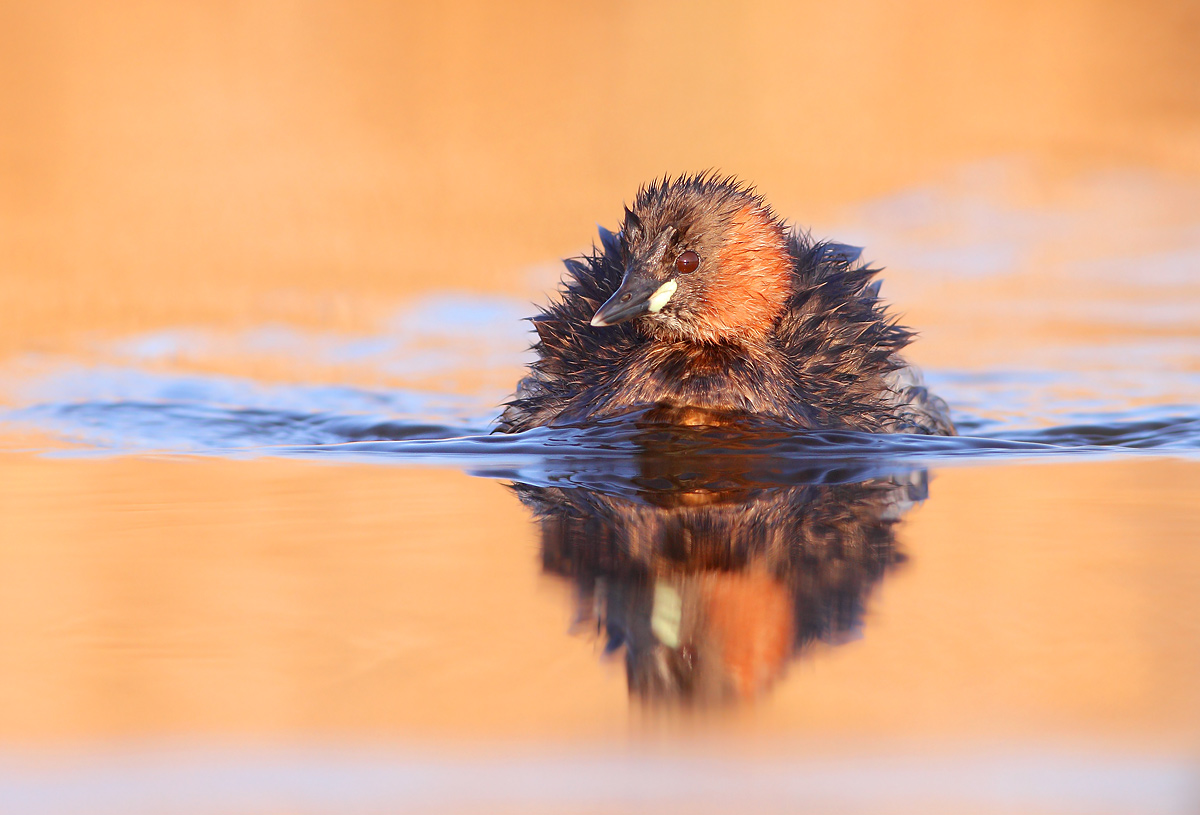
[675,250,699,274]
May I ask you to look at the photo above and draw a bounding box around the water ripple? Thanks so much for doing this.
[8,397,1198,492]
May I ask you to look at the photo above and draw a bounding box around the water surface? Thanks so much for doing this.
[6,0,1200,809]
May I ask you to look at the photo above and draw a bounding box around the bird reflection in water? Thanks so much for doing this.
[511,414,930,705]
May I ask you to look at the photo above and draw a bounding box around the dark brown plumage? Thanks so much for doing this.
[498,173,954,435]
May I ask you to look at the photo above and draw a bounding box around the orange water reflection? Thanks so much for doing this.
[521,466,922,705]
[1,454,1197,749]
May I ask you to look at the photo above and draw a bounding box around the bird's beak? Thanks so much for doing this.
[590,275,678,327]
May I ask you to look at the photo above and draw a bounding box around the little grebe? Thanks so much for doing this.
[498,174,954,435]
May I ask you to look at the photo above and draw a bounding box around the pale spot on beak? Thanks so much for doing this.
[647,279,678,313]
[651,581,682,647]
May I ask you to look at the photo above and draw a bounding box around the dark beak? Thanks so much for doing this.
[590,273,678,327]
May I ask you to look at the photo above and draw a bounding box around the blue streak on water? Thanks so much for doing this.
[6,384,1199,496]
[6,337,1198,468]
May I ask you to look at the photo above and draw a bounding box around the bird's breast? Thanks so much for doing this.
[583,341,794,420]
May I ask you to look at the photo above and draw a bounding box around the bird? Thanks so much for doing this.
[496,173,954,435]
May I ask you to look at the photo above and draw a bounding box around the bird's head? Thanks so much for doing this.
[590,175,793,344]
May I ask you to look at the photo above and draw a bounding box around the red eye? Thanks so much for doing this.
[675,250,699,274]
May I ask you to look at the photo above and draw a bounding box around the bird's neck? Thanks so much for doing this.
[661,206,792,345]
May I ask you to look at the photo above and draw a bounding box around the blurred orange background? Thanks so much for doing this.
[2,1,1198,358]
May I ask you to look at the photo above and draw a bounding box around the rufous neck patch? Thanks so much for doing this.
[702,206,791,341]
